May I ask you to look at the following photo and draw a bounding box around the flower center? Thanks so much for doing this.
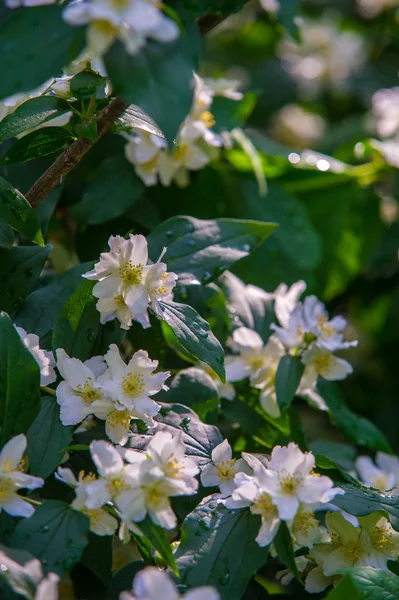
[341,540,362,561]
[76,379,101,404]
[371,525,393,551]
[200,110,216,128]
[372,474,390,490]
[119,262,144,286]
[279,473,301,495]
[0,477,15,502]
[293,510,317,536]
[110,0,129,9]
[313,353,332,374]
[79,471,97,485]
[107,476,130,497]
[173,144,188,161]
[251,492,277,520]
[144,484,166,508]
[164,458,183,479]
[114,294,127,309]
[247,354,266,372]
[107,409,132,430]
[216,459,237,481]
[122,373,145,397]
[154,272,170,295]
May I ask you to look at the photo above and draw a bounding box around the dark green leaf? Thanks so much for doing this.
[104,26,201,143]
[0,96,71,143]
[274,521,303,583]
[309,440,356,472]
[0,219,14,249]
[140,517,178,576]
[81,155,144,224]
[52,279,99,361]
[159,299,225,381]
[11,500,89,576]
[75,117,97,141]
[278,0,301,37]
[317,380,391,453]
[0,312,40,445]
[70,71,106,99]
[27,396,73,479]
[275,355,304,412]
[148,215,277,287]
[126,403,223,467]
[175,496,268,599]
[116,105,164,138]
[327,567,399,600]
[108,562,145,600]
[163,367,219,421]
[332,485,399,532]
[0,6,85,98]
[81,533,113,585]
[0,176,44,245]
[0,127,72,166]
[0,244,51,313]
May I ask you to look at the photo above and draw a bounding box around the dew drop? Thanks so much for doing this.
[219,572,230,585]
[166,230,174,238]
[241,244,251,252]
[39,525,50,533]
[201,271,213,284]
[197,331,209,339]
[87,329,96,342]
[179,417,191,430]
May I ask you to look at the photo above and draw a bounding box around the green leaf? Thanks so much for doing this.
[69,71,106,99]
[0,219,14,249]
[163,367,219,421]
[15,263,91,349]
[52,279,99,362]
[327,567,399,600]
[104,26,201,143]
[116,105,164,138]
[11,500,90,576]
[139,517,178,576]
[175,496,268,599]
[81,533,113,585]
[274,521,303,584]
[309,440,356,472]
[125,403,223,467]
[275,355,304,412]
[317,380,391,453]
[0,176,44,246]
[0,96,72,143]
[0,312,40,445]
[81,155,144,224]
[27,396,73,479]
[0,127,72,166]
[75,117,97,141]
[159,299,225,381]
[332,485,399,532]
[148,215,277,286]
[0,6,85,98]
[0,245,51,313]
[278,0,301,37]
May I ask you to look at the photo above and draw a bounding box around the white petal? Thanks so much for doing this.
[212,439,232,463]
[90,440,124,476]
[233,327,263,350]
[133,567,178,600]
[2,495,34,518]
[0,434,26,471]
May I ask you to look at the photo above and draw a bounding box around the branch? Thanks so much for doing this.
[25,97,128,208]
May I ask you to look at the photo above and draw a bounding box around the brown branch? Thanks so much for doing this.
[25,97,128,208]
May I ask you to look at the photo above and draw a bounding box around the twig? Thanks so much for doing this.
[25,97,128,208]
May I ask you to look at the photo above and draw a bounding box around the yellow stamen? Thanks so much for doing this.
[75,379,101,404]
[119,262,144,286]
[216,459,236,481]
[122,373,145,396]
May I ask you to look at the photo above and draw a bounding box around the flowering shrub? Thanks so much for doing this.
[0,1,399,599]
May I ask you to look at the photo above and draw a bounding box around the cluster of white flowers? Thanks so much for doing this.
[57,433,199,537]
[369,87,399,168]
[0,434,44,519]
[304,511,399,593]
[202,441,343,548]
[63,0,179,57]
[124,74,243,187]
[83,233,178,330]
[55,343,170,443]
[216,280,356,418]
[120,566,220,600]
[278,17,366,97]
[355,451,399,490]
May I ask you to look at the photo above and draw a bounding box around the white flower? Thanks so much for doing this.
[63,0,179,57]
[201,439,250,497]
[55,349,113,426]
[372,87,399,139]
[271,304,306,349]
[355,452,399,490]
[142,431,199,495]
[0,551,59,600]
[204,77,244,101]
[196,362,236,400]
[120,566,220,600]
[271,104,326,149]
[56,467,118,536]
[288,504,326,549]
[83,234,177,329]
[301,344,353,385]
[259,0,280,13]
[277,556,312,587]
[301,296,357,352]
[0,434,44,518]
[225,469,281,547]
[278,17,366,96]
[15,326,56,387]
[254,443,344,521]
[102,344,169,423]
[359,512,399,569]
[124,131,168,186]
[358,0,399,20]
